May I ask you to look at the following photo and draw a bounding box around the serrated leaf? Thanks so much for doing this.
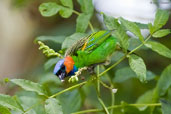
[112,26,129,52]
[77,0,94,15]
[119,17,144,42]
[114,67,155,83]
[152,29,171,38]
[0,94,23,111]
[0,105,11,114]
[153,9,169,32]
[11,79,48,96]
[59,89,82,114]
[156,64,171,96]
[145,41,171,58]
[76,13,91,33]
[160,99,171,114]
[60,0,73,8]
[45,98,63,114]
[128,54,146,82]
[103,14,119,30]
[39,2,60,17]
[59,6,73,18]
[62,33,87,49]
[44,58,60,71]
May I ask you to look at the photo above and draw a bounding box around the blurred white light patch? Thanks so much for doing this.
[112,88,118,93]
[93,0,158,37]
[93,0,157,24]
[158,0,171,10]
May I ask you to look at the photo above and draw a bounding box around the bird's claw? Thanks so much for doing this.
[68,76,79,83]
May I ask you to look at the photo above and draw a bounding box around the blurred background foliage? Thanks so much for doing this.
[0,0,171,114]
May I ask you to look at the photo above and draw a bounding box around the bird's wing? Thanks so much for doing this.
[65,30,111,56]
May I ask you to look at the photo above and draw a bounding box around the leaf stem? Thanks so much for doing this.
[72,103,161,114]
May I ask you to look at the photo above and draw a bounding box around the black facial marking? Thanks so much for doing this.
[56,65,67,81]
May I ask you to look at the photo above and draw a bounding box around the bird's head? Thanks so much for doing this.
[53,56,76,82]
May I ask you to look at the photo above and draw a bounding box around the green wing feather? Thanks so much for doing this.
[64,30,117,68]
[65,30,111,56]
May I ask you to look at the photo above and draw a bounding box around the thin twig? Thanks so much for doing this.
[72,103,161,114]
[49,81,87,98]
[96,66,109,114]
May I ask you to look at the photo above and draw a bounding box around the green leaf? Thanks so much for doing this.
[45,98,63,114]
[58,89,82,114]
[145,41,171,58]
[44,58,60,71]
[77,0,94,15]
[39,73,61,86]
[35,36,65,44]
[128,38,147,51]
[156,64,171,96]
[76,13,91,33]
[18,92,45,114]
[153,9,169,32]
[0,105,11,114]
[60,0,73,8]
[114,67,155,83]
[39,2,60,17]
[114,67,136,83]
[62,33,87,49]
[160,99,171,114]
[103,14,119,30]
[136,90,153,104]
[59,6,73,18]
[152,29,171,38]
[135,22,148,29]
[11,79,48,96]
[112,26,129,52]
[0,94,23,111]
[12,96,24,112]
[119,17,144,42]
[148,23,154,34]
[128,54,146,82]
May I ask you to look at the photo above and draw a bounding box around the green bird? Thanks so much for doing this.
[53,30,117,81]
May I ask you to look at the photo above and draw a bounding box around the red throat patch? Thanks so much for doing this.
[64,56,75,74]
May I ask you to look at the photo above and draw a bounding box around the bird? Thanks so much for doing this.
[53,30,117,81]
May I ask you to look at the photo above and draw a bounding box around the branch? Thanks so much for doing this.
[96,66,109,114]
[49,81,87,98]
[72,103,161,114]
